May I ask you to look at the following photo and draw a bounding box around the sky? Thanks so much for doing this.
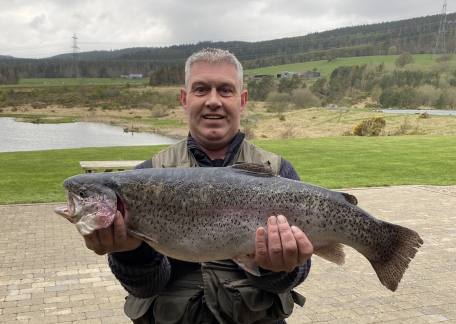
[0,0,448,58]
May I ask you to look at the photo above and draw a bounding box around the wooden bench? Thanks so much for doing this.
[79,160,144,173]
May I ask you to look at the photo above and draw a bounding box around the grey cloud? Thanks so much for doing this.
[0,0,449,58]
[29,14,47,30]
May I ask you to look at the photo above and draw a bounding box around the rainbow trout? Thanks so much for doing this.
[54,163,423,291]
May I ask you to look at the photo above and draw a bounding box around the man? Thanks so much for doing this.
[83,48,313,323]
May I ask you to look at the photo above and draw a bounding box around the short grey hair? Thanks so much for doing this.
[184,48,244,89]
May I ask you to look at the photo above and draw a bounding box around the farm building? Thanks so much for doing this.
[276,71,320,79]
[120,73,143,79]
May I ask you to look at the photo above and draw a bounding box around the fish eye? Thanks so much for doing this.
[79,190,88,198]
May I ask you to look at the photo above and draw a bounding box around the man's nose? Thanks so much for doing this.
[205,88,222,109]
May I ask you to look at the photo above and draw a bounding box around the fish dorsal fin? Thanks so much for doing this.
[231,163,275,177]
[340,192,358,205]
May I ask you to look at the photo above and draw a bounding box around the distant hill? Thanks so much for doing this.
[1,12,455,78]
[0,55,17,61]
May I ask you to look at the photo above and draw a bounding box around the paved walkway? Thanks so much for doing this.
[0,186,455,323]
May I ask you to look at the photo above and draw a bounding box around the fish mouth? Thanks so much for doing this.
[116,194,125,218]
[54,191,77,222]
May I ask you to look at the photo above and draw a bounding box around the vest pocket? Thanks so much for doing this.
[152,289,204,323]
[221,279,294,323]
[202,262,296,324]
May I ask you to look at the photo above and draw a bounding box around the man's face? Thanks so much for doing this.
[180,62,248,151]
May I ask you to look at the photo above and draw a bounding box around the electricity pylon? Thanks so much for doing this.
[434,0,448,54]
[71,34,79,78]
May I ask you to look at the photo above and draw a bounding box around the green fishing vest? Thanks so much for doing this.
[124,138,305,324]
[150,138,281,174]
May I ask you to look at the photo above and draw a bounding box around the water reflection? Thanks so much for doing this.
[0,117,177,152]
[381,109,456,116]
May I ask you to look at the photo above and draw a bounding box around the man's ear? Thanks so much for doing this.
[180,88,188,112]
[240,89,248,112]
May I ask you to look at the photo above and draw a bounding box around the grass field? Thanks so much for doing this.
[245,54,450,77]
[1,135,455,204]
[0,77,148,88]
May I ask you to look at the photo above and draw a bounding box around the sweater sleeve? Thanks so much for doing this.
[108,242,172,298]
[108,159,173,298]
[246,159,311,293]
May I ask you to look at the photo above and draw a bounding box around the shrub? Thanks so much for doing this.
[395,52,414,68]
[247,77,276,101]
[392,117,412,135]
[379,87,417,108]
[414,85,441,107]
[31,102,47,109]
[389,117,423,135]
[310,77,328,98]
[352,117,386,136]
[243,125,255,140]
[291,88,321,108]
[278,75,302,94]
[265,92,292,112]
[435,54,453,63]
[150,104,169,118]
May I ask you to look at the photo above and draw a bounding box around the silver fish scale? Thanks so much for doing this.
[107,167,381,261]
[60,166,423,291]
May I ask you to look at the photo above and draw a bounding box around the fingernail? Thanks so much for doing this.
[278,215,287,224]
[291,226,298,233]
[269,216,277,225]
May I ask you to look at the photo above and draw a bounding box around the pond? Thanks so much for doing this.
[0,117,178,152]
[381,109,456,116]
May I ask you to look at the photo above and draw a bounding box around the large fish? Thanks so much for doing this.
[54,163,423,291]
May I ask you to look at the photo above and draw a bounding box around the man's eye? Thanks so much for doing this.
[194,87,208,95]
[220,88,234,96]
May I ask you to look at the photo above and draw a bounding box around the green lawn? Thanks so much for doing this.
[258,136,456,188]
[1,135,455,204]
[245,54,446,77]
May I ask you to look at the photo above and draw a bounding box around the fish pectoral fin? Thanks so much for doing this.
[314,243,345,265]
[127,229,159,247]
[233,254,261,276]
[231,163,275,177]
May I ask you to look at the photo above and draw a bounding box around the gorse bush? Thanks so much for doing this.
[352,117,386,136]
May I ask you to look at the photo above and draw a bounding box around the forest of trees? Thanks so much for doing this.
[0,66,19,84]
[246,55,456,109]
[0,12,455,79]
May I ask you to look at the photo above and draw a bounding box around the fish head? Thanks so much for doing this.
[54,175,119,236]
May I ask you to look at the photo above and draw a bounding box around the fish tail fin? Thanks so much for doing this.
[368,224,423,292]
[314,243,345,265]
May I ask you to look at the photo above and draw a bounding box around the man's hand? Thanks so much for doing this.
[255,215,313,273]
[83,211,142,255]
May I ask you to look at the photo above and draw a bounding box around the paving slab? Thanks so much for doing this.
[0,185,455,323]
